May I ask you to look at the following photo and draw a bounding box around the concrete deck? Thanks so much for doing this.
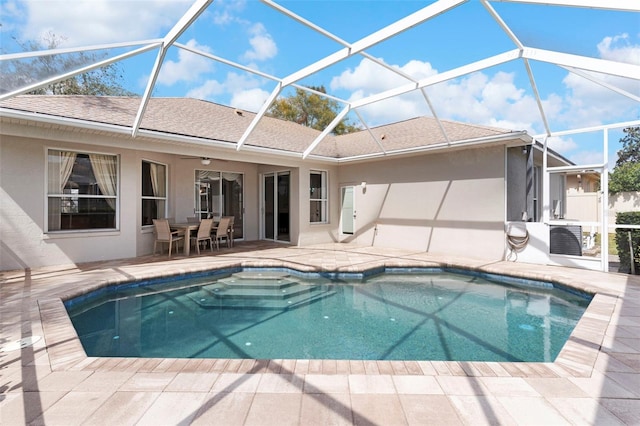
[1,242,639,425]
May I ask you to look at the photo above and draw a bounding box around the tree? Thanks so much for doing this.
[616,127,640,167]
[2,32,136,96]
[609,127,640,194]
[267,85,359,135]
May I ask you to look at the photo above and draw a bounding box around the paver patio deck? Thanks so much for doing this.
[1,242,639,425]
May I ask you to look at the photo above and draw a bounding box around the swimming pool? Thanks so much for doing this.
[65,268,591,362]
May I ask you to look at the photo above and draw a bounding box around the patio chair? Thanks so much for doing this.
[190,218,214,254]
[153,218,184,257]
[213,216,232,250]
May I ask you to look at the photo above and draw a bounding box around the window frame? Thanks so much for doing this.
[46,147,120,233]
[141,159,168,227]
[309,170,328,224]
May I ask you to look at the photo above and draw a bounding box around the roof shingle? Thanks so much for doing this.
[0,95,517,158]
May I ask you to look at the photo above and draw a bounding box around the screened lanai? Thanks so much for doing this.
[1,0,639,272]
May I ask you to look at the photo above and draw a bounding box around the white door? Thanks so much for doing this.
[341,186,355,235]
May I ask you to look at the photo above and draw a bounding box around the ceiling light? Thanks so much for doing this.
[201,158,211,165]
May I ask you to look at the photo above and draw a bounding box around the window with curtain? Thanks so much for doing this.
[310,170,328,223]
[142,160,167,226]
[47,149,118,231]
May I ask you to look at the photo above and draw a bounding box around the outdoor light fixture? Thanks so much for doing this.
[361,182,367,189]
[201,158,211,165]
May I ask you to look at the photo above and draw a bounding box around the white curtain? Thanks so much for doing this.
[197,170,220,181]
[48,151,76,230]
[222,172,242,183]
[89,154,118,210]
[48,151,76,194]
[150,162,159,196]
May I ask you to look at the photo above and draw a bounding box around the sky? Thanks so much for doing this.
[1,0,639,166]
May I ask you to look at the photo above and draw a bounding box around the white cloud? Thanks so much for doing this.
[242,23,277,62]
[211,0,247,26]
[556,33,640,128]
[547,136,578,153]
[331,58,547,131]
[185,71,268,112]
[157,39,214,86]
[569,150,604,165]
[18,0,191,46]
[0,1,24,33]
[331,58,436,94]
[597,33,640,65]
[231,88,271,112]
[223,72,261,92]
[186,79,224,100]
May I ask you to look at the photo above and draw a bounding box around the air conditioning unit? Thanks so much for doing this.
[550,225,582,256]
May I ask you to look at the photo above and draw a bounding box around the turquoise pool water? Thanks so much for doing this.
[65,268,591,362]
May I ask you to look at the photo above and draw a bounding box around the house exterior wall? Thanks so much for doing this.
[336,146,507,260]
[1,134,139,270]
[0,121,345,271]
[0,119,512,270]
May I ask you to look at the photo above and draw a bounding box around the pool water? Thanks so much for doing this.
[65,269,591,362]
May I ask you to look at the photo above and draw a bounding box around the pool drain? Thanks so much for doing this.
[0,336,41,352]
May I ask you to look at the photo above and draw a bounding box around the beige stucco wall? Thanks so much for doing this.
[0,119,345,270]
[336,146,507,260]
[0,118,509,270]
[1,134,139,270]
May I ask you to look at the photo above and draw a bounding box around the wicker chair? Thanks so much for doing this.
[152,218,184,257]
[190,218,214,254]
[213,216,232,249]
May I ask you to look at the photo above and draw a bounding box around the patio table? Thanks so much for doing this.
[170,223,199,256]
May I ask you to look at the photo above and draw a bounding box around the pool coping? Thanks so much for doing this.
[37,256,617,379]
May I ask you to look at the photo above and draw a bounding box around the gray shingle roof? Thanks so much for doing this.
[0,95,517,158]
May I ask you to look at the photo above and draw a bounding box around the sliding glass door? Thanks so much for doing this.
[263,172,289,242]
[195,170,243,239]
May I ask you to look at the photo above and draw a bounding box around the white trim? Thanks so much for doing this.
[492,0,640,12]
[0,39,162,61]
[0,44,160,101]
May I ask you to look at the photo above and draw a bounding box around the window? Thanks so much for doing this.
[310,170,327,223]
[142,160,167,226]
[47,149,118,231]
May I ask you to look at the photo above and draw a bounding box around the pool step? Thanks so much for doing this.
[186,272,336,310]
[203,283,318,300]
[214,276,300,290]
[187,286,336,310]
[231,271,290,280]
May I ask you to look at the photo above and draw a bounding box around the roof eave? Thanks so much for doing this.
[335,131,532,163]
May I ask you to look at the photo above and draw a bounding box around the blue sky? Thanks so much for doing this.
[1,0,639,165]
